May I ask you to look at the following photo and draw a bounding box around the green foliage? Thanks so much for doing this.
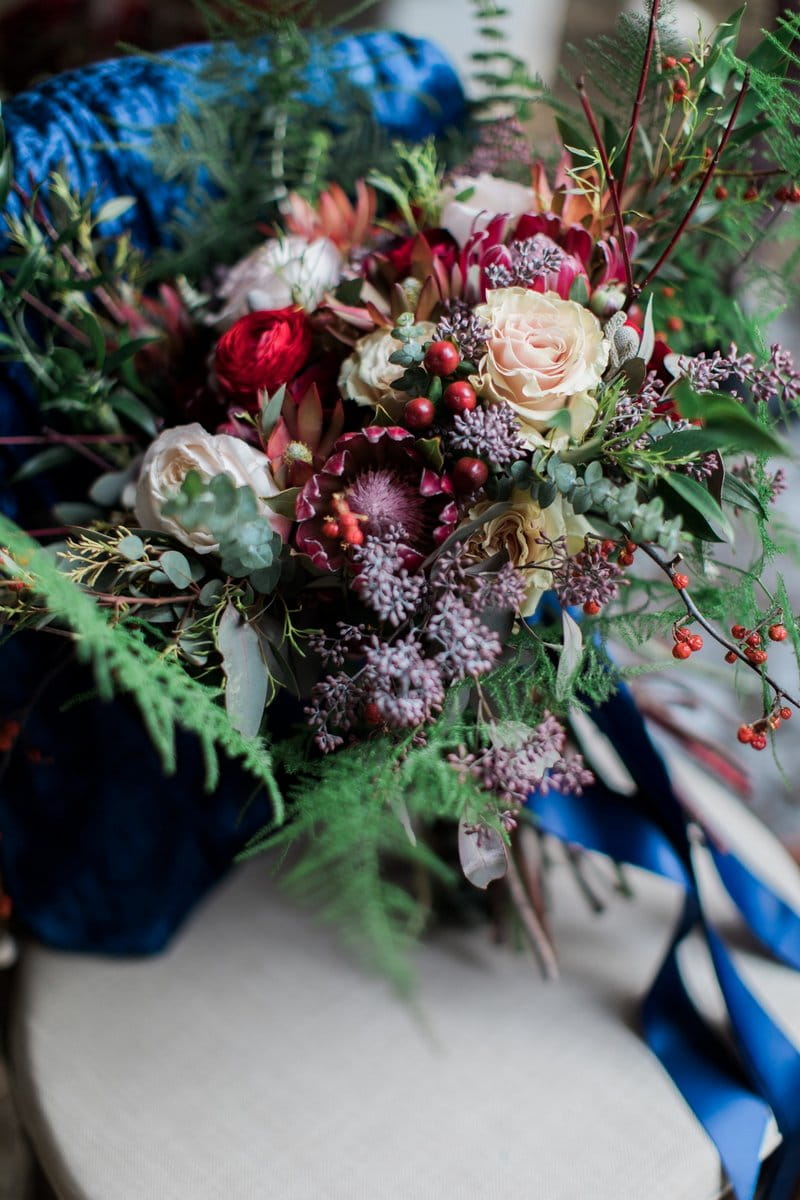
[0,516,284,818]
[162,470,283,592]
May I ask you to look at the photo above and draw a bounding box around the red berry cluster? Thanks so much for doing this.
[322,494,367,548]
[724,621,787,667]
[672,624,703,659]
[662,54,694,104]
[775,184,800,205]
[618,540,636,568]
[737,706,792,752]
[403,343,489,495]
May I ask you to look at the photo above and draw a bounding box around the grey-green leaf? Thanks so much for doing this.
[218,602,268,739]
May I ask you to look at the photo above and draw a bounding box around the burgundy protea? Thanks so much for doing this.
[295,426,458,572]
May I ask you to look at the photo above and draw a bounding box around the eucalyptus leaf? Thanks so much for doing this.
[457,818,508,890]
[556,609,583,701]
[94,196,137,225]
[159,550,194,590]
[11,446,72,483]
[118,533,145,561]
[218,602,268,739]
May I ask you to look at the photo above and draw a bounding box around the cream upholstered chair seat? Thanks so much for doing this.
[8,759,800,1200]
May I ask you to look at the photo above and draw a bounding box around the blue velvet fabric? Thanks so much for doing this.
[0,36,466,954]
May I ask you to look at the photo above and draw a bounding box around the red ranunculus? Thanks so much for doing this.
[214,307,313,407]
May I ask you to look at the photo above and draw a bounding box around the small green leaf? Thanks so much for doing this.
[11,446,72,482]
[159,549,194,589]
[260,386,286,437]
[198,579,225,607]
[94,196,137,225]
[415,436,445,471]
[118,534,145,561]
[263,487,300,519]
[722,474,769,520]
[107,389,158,436]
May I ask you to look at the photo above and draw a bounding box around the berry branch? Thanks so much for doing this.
[637,539,800,713]
[638,70,751,292]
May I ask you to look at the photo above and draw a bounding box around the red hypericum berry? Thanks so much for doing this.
[745,632,762,647]
[672,573,689,590]
[662,285,676,299]
[321,518,340,539]
[714,184,729,200]
[770,716,782,730]
[673,642,692,660]
[618,551,635,568]
[666,316,684,333]
[688,634,704,652]
[745,647,768,665]
[363,702,382,726]
[725,650,738,664]
[751,733,768,751]
[343,526,364,547]
[680,55,693,65]
[791,186,800,204]
[737,724,754,744]
[452,457,489,492]
[744,186,759,201]
[768,623,788,642]
[675,626,691,642]
[443,380,477,414]
[404,395,436,430]
[663,55,677,68]
[731,624,746,639]
[780,706,792,721]
[423,340,460,377]
[583,601,601,616]
[775,185,791,203]
[601,539,616,556]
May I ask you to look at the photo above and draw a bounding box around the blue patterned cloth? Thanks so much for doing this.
[0,34,466,954]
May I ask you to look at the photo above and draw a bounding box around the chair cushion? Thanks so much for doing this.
[10,766,800,1200]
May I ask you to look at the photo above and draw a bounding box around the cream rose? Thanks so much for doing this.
[475,288,608,448]
[338,322,436,418]
[134,423,287,552]
[214,235,342,326]
[440,174,534,247]
[468,490,589,618]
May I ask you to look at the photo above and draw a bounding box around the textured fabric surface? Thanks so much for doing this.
[10,758,800,1200]
[0,37,465,956]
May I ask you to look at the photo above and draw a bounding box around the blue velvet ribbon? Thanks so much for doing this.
[528,682,800,1200]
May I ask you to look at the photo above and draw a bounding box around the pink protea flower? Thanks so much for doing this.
[295,426,458,572]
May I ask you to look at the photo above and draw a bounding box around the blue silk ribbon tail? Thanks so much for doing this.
[528,684,800,1200]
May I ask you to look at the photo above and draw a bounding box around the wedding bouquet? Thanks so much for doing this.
[2,3,800,967]
[4,4,800,1195]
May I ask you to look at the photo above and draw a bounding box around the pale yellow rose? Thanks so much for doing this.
[338,323,436,418]
[468,490,589,617]
[474,288,608,448]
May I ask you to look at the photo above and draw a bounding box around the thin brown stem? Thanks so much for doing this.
[96,593,197,608]
[637,540,800,712]
[577,77,638,304]
[504,853,560,980]
[0,433,137,446]
[639,71,751,292]
[619,0,661,200]
[2,275,91,348]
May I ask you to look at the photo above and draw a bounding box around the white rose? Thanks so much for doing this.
[474,288,608,448]
[214,236,342,326]
[468,490,589,617]
[440,173,534,246]
[134,423,287,553]
[338,323,436,418]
